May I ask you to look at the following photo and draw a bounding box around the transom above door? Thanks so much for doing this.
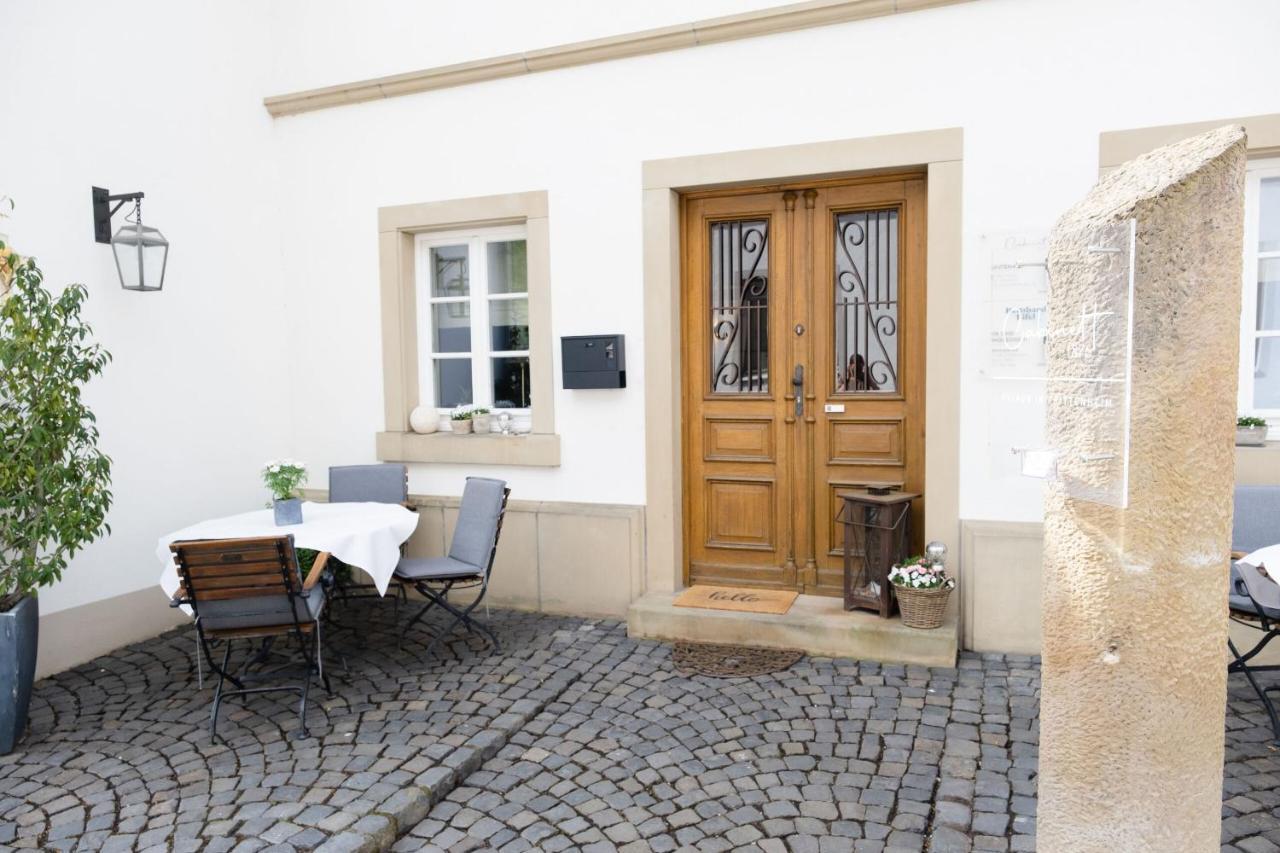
[681,176,926,596]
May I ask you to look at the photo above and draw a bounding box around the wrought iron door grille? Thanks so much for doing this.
[834,208,899,393]
[710,219,769,393]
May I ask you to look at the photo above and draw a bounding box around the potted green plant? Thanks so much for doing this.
[0,237,113,754]
[1237,415,1268,447]
[471,407,491,434]
[450,407,474,435]
[888,555,956,629]
[262,459,307,525]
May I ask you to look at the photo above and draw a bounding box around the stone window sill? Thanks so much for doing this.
[376,431,561,467]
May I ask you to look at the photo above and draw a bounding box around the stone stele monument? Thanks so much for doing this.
[1040,125,1246,851]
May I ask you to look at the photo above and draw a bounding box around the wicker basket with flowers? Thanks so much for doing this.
[888,555,956,629]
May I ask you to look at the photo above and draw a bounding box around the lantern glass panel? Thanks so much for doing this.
[111,224,168,291]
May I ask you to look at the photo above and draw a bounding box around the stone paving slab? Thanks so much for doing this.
[0,607,1277,852]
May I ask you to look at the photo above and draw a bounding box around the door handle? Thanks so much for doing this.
[792,365,804,417]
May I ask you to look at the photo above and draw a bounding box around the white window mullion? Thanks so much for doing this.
[415,239,438,415]
[473,235,494,409]
[1241,168,1262,417]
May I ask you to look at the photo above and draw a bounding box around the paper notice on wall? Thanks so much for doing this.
[983,231,1051,380]
[980,231,1053,486]
[977,225,1136,508]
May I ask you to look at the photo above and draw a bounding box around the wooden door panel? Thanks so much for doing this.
[809,179,926,597]
[827,418,905,466]
[705,477,776,550]
[683,191,796,590]
[704,417,776,462]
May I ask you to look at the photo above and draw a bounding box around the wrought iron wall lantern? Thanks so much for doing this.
[92,187,168,292]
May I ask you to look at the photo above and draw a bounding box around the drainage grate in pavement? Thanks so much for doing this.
[670,640,803,677]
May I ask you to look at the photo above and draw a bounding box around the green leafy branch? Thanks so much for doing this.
[0,250,113,604]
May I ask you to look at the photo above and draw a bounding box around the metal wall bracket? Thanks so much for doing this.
[92,186,144,244]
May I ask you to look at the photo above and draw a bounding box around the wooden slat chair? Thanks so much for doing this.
[394,477,509,659]
[1230,561,1280,744]
[170,535,331,739]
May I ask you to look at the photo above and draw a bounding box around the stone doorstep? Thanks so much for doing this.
[313,672,584,853]
[626,591,958,668]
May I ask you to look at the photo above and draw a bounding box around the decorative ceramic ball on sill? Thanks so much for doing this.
[409,406,439,434]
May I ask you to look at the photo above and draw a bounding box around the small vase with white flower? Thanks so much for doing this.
[262,459,307,526]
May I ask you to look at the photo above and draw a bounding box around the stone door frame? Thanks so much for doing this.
[641,128,964,627]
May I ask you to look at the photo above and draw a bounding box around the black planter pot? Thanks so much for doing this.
[0,595,37,754]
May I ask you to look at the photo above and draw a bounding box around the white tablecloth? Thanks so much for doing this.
[158,501,419,600]
[1241,545,1280,570]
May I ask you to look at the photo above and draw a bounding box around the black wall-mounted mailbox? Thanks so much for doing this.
[561,334,626,388]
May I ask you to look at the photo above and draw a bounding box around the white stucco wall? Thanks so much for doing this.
[6,0,1280,618]
[266,0,1280,516]
[1,3,292,615]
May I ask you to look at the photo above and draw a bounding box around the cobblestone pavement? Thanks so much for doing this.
[1222,672,1280,853]
[0,608,603,852]
[395,636,1039,853]
[0,607,1277,852]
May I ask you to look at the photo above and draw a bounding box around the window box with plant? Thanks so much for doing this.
[0,222,113,754]
[1237,415,1269,447]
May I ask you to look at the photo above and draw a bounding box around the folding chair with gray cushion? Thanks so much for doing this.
[1232,485,1280,555]
[394,477,510,658]
[327,464,411,611]
[169,536,331,739]
[1229,560,1280,744]
[330,464,409,505]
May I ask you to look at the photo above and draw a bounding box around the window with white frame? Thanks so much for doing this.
[1239,158,1280,432]
[415,225,532,424]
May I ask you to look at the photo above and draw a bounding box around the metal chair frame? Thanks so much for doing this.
[397,486,510,659]
[171,536,332,740]
[1229,565,1280,745]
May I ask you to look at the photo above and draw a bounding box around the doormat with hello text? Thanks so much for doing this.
[672,584,798,615]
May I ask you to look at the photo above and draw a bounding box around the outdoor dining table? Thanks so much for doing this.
[157,500,419,603]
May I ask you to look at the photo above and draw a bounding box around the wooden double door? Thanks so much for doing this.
[682,176,926,596]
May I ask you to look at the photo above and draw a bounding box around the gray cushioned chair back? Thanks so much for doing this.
[1233,485,1280,554]
[1231,563,1264,616]
[448,477,507,571]
[329,464,407,504]
[1235,561,1280,619]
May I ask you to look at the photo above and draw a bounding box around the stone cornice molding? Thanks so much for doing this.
[264,0,976,117]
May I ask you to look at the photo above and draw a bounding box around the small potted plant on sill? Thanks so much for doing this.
[889,555,956,630]
[450,407,474,435]
[1237,415,1268,447]
[471,407,492,434]
[263,459,307,525]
